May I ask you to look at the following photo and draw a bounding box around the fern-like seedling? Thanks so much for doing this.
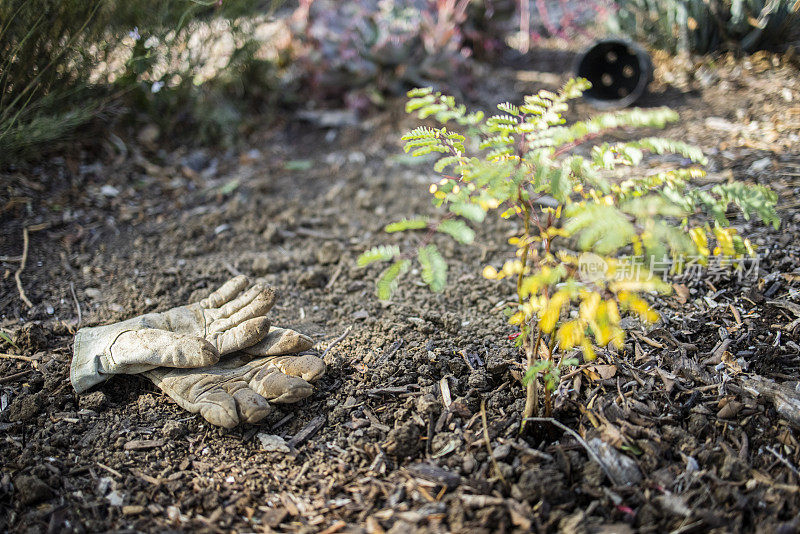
[359,79,779,419]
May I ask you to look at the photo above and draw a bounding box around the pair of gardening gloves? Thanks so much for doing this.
[70,276,325,428]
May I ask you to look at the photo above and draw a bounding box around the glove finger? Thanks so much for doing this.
[232,388,272,424]
[199,275,249,308]
[264,354,326,383]
[197,390,241,429]
[211,316,270,355]
[243,327,314,357]
[215,283,275,319]
[209,287,276,333]
[110,330,219,373]
[249,366,314,404]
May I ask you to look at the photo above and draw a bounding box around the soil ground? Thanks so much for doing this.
[2,48,800,533]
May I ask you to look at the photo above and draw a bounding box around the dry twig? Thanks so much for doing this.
[321,327,351,358]
[14,227,33,308]
[481,399,508,488]
[0,352,37,362]
[70,281,82,327]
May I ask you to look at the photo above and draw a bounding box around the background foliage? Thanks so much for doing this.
[609,0,800,53]
[0,0,281,162]
[1,0,797,164]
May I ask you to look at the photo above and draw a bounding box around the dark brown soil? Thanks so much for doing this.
[2,49,800,533]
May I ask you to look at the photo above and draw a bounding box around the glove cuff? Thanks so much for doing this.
[70,322,136,393]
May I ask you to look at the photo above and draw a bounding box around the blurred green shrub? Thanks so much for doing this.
[0,0,283,163]
[609,0,800,53]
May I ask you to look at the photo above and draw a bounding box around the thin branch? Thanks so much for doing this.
[321,327,352,359]
[482,399,508,488]
[70,281,82,328]
[14,227,33,308]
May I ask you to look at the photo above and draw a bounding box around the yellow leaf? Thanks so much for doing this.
[557,320,584,350]
[509,311,525,325]
[483,265,499,279]
[579,292,601,322]
[581,339,596,360]
[539,291,569,334]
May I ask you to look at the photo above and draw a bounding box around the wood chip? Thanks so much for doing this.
[407,462,460,490]
[123,439,165,451]
[287,415,326,449]
[439,377,452,408]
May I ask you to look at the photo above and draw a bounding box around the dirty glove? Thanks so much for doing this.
[144,326,326,428]
[71,276,275,393]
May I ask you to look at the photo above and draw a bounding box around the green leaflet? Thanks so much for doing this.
[376,259,411,300]
[357,245,400,267]
[563,203,637,255]
[449,202,486,223]
[437,219,475,244]
[384,218,429,233]
[418,245,447,292]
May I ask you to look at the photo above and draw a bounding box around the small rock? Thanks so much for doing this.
[352,309,370,320]
[100,185,120,197]
[315,241,342,265]
[251,255,271,275]
[415,394,440,416]
[123,505,146,515]
[84,288,102,299]
[7,392,46,422]
[256,433,290,453]
[467,369,490,391]
[748,157,772,174]
[346,281,367,293]
[492,443,511,460]
[162,420,187,439]
[486,353,509,377]
[298,268,328,289]
[385,423,421,457]
[14,475,52,505]
[79,391,107,411]
[462,454,476,474]
[137,394,158,410]
[106,490,125,506]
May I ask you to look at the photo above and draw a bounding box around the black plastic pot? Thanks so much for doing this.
[574,39,653,109]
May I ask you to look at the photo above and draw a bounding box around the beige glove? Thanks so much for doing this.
[144,326,325,428]
[71,276,274,393]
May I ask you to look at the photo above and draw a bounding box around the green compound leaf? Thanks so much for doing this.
[376,259,411,300]
[437,219,475,244]
[418,244,447,292]
[357,245,400,267]
[384,218,429,233]
[449,202,486,223]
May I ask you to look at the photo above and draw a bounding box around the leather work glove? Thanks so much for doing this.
[71,275,277,393]
[144,326,325,428]
[71,275,326,428]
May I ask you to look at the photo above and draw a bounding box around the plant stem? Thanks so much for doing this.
[518,204,541,431]
[544,334,557,417]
